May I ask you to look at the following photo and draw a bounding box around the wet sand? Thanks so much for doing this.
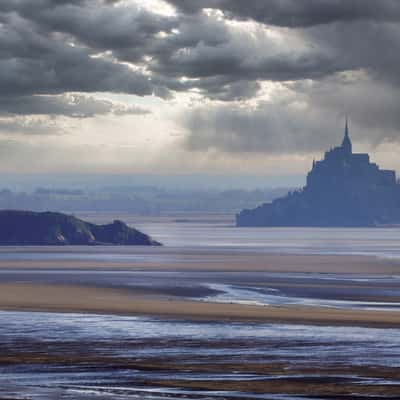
[2,317,400,399]
[0,252,400,327]
[1,282,400,327]
[0,251,399,274]
[3,351,400,398]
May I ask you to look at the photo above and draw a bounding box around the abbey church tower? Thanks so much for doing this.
[341,117,352,155]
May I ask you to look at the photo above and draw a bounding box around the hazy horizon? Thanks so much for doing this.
[0,172,303,192]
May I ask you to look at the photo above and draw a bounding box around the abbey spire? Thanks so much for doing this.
[341,116,352,154]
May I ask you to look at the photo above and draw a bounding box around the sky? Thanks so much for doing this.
[1,0,400,185]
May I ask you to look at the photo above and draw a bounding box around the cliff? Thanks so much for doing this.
[237,122,400,227]
[0,210,162,245]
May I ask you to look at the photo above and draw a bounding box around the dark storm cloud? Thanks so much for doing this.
[0,0,355,110]
[0,1,170,119]
[0,12,158,97]
[152,43,342,82]
[167,0,400,27]
[159,1,400,93]
[8,0,177,60]
[143,11,349,101]
[2,0,400,152]
[163,0,400,99]
[304,21,400,87]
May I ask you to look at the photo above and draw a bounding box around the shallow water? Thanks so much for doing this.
[134,219,400,258]
[3,220,400,258]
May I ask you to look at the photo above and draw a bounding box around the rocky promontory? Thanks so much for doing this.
[0,210,162,246]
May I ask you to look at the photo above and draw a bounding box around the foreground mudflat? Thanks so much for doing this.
[1,311,400,399]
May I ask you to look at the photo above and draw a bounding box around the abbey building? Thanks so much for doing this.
[237,121,400,227]
[306,119,396,193]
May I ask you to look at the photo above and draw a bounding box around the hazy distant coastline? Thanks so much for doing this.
[0,186,291,216]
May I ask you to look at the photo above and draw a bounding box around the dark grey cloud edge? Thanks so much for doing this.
[0,95,149,118]
[167,0,400,27]
[0,96,149,137]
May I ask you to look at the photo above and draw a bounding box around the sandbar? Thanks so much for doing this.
[0,252,399,274]
[1,282,400,327]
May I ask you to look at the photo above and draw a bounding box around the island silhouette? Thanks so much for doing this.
[237,120,400,227]
[0,210,161,245]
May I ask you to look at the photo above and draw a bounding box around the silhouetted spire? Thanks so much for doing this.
[341,116,352,154]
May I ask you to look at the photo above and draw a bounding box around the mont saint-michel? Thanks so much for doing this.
[237,121,400,227]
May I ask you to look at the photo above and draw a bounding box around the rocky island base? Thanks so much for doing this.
[0,210,161,246]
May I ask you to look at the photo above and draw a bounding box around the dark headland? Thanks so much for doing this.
[0,210,161,245]
[237,120,400,227]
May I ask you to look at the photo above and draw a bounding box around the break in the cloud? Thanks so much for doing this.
[183,73,400,154]
[0,117,65,136]
[0,0,400,175]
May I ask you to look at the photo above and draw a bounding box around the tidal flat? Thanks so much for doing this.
[1,217,400,398]
[2,312,400,399]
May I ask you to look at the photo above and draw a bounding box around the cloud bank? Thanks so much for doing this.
[1,0,400,173]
